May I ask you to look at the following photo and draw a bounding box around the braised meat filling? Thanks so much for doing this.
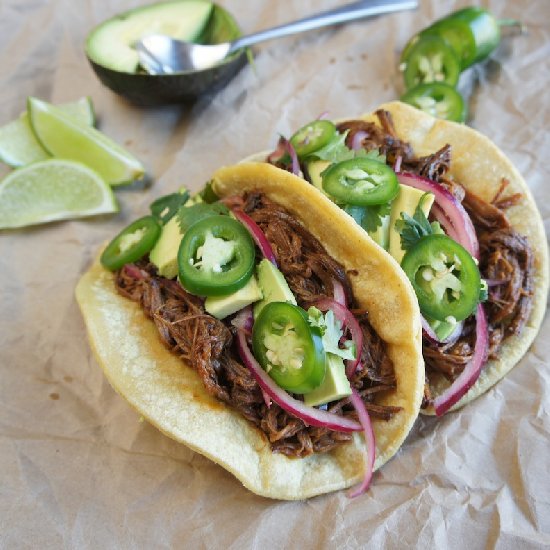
[114,194,400,458]
[336,111,534,405]
[273,110,534,408]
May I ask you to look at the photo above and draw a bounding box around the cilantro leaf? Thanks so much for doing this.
[343,201,392,233]
[307,307,356,361]
[308,128,388,167]
[395,193,436,251]
[361,201,392,233]
[150,189,190,225]
[311,131,354,162]
[358,148,387,164]
[176,202,229,233]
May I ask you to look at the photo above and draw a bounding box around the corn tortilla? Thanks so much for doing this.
[347,101,549,413]
[76,164,424,500]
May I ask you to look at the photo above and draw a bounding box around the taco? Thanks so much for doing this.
[265,101,548,416]
[76,163,424,500]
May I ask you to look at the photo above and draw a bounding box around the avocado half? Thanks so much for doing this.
[85,1,247,106]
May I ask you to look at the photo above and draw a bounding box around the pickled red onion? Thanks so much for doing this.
[232,208,277,266]
[433,304,489,416]
[396,172,479,259]
[347,388,375,497]
[236,331,362,432]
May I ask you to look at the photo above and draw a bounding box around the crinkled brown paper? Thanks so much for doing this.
[1,0,549,547]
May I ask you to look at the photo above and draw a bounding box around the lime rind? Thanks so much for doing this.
[0,98,96,168]
[0,115,50,167]
[28,97,144,186]
[56,96,96,126]
[0,159,119,229]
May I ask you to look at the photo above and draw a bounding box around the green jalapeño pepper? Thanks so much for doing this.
[403,35,461,90]
[178,215,255,297]
[402,7,519,71]
[290,120,336,158]
[252,302,326,394]
[401,234,481,322]
[440,7,502,68]
[101,215,161,271]
[322,158,399,206]
[401,82,467,123]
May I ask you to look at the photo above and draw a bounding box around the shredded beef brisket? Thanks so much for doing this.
[115,194,400,458]
[422,180,534,389]
[339,111,534,391]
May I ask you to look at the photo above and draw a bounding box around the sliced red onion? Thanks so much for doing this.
[311,298,363,378]
[486,278,507,287]
[351,130,368,151]
[332,278,347,307]
[317,111,330,120]
[433,304,489,416]
[268,136,300,176]
[267,136,286,164]
[420,315,438,342]
[347,388,375,498]
[124,263,147,280]
[397,173,479,259]
[430,203,461,243]
[231,305,254,333]
[284,138,300,176]
[421,315,464,346]
[393,155,402,174]
[236,331,361,432]
[232,208,278,266]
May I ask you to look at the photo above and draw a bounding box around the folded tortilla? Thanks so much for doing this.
[76,163,424,500]
[338,101,549,414]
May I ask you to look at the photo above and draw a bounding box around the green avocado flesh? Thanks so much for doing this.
[86,2,245,104]
[86,1,214,73]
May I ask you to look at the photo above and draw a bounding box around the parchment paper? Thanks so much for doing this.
[1,1,549,548]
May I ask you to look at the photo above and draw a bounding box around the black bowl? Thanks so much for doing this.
[86,2,247,106]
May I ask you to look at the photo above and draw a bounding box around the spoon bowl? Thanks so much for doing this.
[136,0,418,76]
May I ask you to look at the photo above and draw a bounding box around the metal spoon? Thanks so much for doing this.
[136,0,418,75]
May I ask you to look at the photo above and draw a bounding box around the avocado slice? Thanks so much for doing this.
[305,159,331,193]
[303,354,352,407]
[254,259,297,318]
[85,3,247,105]
[389,184,435,263]
[205,275,263,319]
[86,1,214,73]
[149,215,184,279]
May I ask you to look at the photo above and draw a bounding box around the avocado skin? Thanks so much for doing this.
[87,52,247,106]
[86,2,247,106]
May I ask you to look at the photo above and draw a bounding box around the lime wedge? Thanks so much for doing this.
[57,96,96,126]
[0,159,118,229]
[28,97,144,186]
[0,97,96,168]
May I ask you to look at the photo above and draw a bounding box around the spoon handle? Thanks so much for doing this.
[228,0,418,53]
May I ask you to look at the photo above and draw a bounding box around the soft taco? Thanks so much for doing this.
[264,101,548,416]
[76,163,424,500]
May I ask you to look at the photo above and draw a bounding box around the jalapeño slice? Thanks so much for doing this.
[401,234,481,322]
[100,215,161,271]
[289,120,336,158]
[401,82,466,122]
[178,215,255,297]
[322,158,399,206]
[252,302,326,394]
[403,35,460,90]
